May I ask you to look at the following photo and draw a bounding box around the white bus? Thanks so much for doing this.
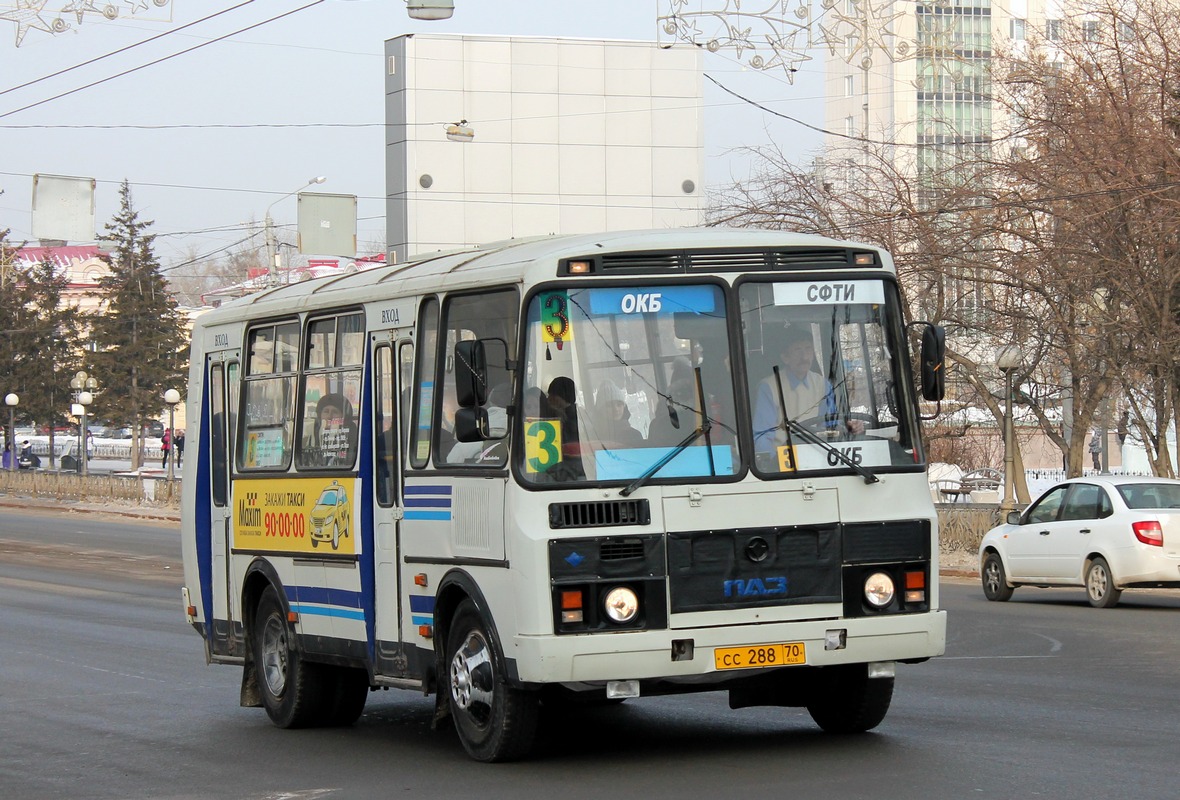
[180,228,947,762]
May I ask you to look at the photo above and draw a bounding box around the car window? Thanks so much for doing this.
[1061,483,1104,521]
[1118,483,1180,509]
[1026,485,1067,524]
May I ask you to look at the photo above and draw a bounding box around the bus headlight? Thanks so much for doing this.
[603,586,639,624]
[864,572,895,608]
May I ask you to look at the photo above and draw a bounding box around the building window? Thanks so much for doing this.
[845,74,855,97]
[845,116,856,139]
[1009,18,1026,41]
[1045,19,1061,41]
[1083,19,1099,41]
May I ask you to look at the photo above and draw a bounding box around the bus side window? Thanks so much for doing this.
[210,363,227,507]
[239,321,299,471]
[375,344,396,506]
[409,298,440,469]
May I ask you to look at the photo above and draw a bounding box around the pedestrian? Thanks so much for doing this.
[175,430,185,465]
[1089,430,1102,471]
[1117,411,1129,445]
[86,430,94,461]
[2,442,11,470]
[161,427,171,469]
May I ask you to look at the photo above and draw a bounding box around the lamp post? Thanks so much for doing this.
[265,176,326,288]
[164,388,181,484]
[4,393,17,472]
[996,346,1023,514]
[69,371,98,477]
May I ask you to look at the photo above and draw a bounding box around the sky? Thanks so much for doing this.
[0,0,827,279]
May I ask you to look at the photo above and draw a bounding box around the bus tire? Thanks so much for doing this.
[253,585,325,728]
[806,664,893,734]
[446,599,539,762]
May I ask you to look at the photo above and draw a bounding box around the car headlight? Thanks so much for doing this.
[603,586,639,624]
[864,572,895,608]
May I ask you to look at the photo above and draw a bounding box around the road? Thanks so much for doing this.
[2,507,1179,799]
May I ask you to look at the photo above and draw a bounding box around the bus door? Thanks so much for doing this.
[207,356,240,655]
[372,336,413,676]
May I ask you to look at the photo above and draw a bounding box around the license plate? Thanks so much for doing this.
[714,641,806,671]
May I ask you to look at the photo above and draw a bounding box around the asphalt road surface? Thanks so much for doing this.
[2,506,1178,799]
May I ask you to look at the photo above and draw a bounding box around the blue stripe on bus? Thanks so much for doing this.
[404,497,451,508]
[411,615,433,626]
[291,603,366,621]
[286,585,362,607]
[405,485,452,495]
[404,510,451,521]
[409,595,435,613]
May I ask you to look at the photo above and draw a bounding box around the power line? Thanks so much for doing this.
[0,1,258,99]
[0,0,325,121]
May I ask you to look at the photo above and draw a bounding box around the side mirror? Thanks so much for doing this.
[920,325,946,402]
[1006,510,1021,525]
[455,340,487,408]
[454,407,488,442]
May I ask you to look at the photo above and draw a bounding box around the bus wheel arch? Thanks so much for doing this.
[432,572,539,761]
[239,561,285,708]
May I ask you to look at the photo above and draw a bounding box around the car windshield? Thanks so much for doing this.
[739,278,922,476]
[317,489,339,505]
[517,283,737,486]
[1117,483,1180,509]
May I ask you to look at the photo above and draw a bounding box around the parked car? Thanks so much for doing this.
[146,420,165,438]
[979,476,1180,608]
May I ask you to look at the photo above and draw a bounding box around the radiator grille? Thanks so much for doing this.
[548,499,651,529]
[600,539,647,560]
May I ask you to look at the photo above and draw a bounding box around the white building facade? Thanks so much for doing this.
[384,34,704,263]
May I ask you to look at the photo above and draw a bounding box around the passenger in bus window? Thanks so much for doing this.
[544,377,580,451]
[753,326,862,454]
[316,393,354,466]
[590,380,644,448]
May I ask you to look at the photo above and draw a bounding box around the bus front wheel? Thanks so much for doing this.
[253,585,325,728]
[805,664,893,734]
[446,599,539,762]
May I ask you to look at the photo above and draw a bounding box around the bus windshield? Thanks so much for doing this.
[519,283,738,485]
[740,278,922,476]
[518,278,923,486]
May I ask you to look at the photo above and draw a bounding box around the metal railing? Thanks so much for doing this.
[0,469,180,509]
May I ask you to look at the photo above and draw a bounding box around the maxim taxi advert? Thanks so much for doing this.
[233,477,357,555]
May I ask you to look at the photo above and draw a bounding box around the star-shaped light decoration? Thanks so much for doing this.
[1,0,170,46]
[658,0,814,82]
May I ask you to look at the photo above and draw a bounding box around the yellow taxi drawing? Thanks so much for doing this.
[309,480,351,550]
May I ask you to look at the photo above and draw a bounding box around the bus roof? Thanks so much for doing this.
[193,227,893,329]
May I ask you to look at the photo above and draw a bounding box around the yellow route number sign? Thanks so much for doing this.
[525,418,563,473]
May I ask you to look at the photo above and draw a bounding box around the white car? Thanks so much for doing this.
[979,476,1180,608]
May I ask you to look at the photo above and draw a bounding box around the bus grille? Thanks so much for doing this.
[548,499,651,529]
[592,248,872,273]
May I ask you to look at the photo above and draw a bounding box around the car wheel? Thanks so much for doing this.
[253,585,326,728]
[331,521,339,550]
[806,663,893,734]
[1085,557,1122,608]
[982,553,1015,602]
[447,598,539,762]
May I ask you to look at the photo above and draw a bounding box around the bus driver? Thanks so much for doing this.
[753,325,862,454]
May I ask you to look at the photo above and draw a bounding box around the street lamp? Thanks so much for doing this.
[265,176,326,288]
[69,370,98,477]
[4,393,17,472]
[997,345,1023,515]
[407,0,454,20]
[164,388,181,484]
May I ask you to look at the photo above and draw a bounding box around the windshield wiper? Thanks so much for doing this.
[773,365,879,485]
[621,367,714,497]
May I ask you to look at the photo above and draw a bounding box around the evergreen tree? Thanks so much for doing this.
[0,228,21,455]
[88,181,189,469]
[6,256,87,467]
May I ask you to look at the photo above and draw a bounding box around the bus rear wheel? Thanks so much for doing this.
[446,599,539,762]
[253,585,325,728]
[806,664,893,734]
